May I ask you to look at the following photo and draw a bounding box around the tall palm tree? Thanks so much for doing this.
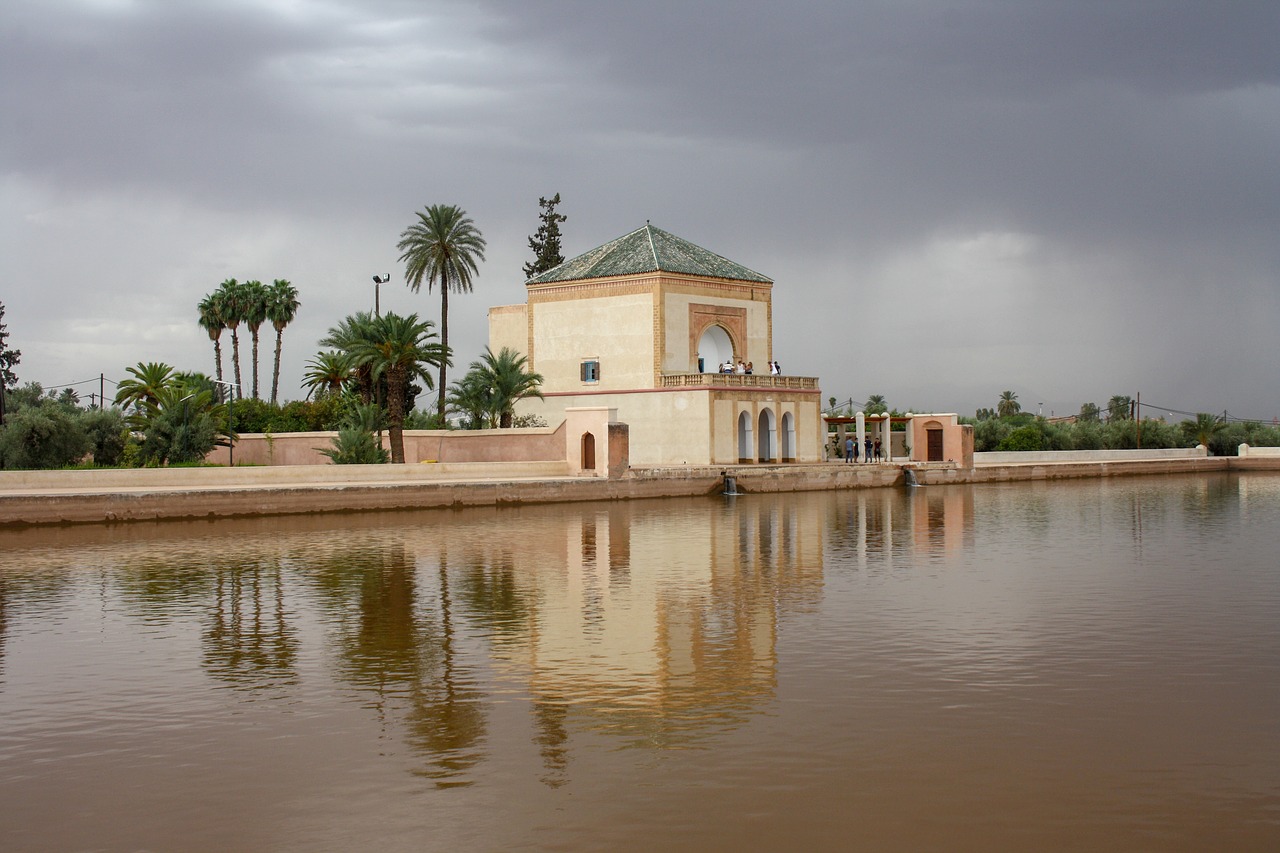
[865,394,887,415]
[266,279,300,404]
[216,278,246,392]
[997,390,1021,418]
[197,293,227,385]
[472,347,544,428]
[397,204,486,418]
[114,361,176,414]
[302,351,353,400]
[347,312,445,463]
[241,280,268,399]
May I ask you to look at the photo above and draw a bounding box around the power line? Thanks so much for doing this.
[1137,400,1276,425]
[21,376,119,391]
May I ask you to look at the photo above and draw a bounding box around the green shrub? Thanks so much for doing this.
[140,397,220,466]
[511,413,548,428]
[229,397,273,433]
[318,402,388,464]
[0,404,91,469]
[973,418,1013,452]
[998,424,1045,452]
[80,409,128,466]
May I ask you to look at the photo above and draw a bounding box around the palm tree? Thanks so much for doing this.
[216,278,246,392]
[197,293,227,385]
[1186,413,1225,450]
[866,394,887,415]
[302,351,353,400]
[1108,395,1132,421]
[347,312,445,463]
[114,361,176,414]
[241,280,268,399]
[447,370,498,429]
[397,204,486,418]
[266,279,300,404]
[138,383,225,466]
[997,390,1021,418]
[320,312,378,404]
[473,347,544,428]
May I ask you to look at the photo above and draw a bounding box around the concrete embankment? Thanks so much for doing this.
[1,456,1277,528]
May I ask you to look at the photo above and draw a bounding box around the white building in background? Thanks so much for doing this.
[489,223,824,467]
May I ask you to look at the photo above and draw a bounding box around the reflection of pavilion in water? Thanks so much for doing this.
[828,485,975,569]
[490,500,827,746]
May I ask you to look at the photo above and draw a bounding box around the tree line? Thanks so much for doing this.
[970,390,1280,456]
[0,196,564,469]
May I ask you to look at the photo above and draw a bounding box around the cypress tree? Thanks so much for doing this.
[522,193,567,279]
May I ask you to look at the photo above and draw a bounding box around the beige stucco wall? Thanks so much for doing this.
[516,388,822,467]
[908,414,968,464]
[662,289,771,374]
[530,292,656,391]
[206,425,568,466]
[488,304,529,356]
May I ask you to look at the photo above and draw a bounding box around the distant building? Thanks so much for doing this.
[489,223,824,466]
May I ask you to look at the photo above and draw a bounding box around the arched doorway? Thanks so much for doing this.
[737,411,753,463]
[757,408,776,463]
[780,412,796,462]
[581,432,596,472]
[697,324,734,372]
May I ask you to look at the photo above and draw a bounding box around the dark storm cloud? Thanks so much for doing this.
[478,1,1280,243]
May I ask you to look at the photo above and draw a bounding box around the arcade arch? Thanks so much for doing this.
[696,324,734,372]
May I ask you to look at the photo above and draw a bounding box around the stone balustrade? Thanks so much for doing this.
[660,373,819,390]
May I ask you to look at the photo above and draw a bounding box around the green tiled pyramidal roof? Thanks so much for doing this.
[527,223,772,285]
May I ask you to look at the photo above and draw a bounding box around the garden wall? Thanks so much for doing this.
[974,447,1208,465]
[205,421,569,466]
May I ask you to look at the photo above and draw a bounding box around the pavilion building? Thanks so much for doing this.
[488,223,824,467]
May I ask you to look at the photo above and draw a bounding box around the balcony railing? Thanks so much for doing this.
[660,373,819,390]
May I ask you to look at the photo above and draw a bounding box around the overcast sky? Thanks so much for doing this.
[3,0,1277,420]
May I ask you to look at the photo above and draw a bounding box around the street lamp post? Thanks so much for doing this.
[372,274,390,317]
[212,380,240,467]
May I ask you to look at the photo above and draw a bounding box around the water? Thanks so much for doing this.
[1,473,1278,851]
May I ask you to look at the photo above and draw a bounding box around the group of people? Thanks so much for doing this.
[716,359,782,375]
[841,435,882,463]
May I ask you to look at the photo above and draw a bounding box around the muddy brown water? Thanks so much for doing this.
[1,473,1278,851]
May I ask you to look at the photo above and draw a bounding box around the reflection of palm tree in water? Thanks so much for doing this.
[202,555,298,688]
[403,550,488,787]
[532,698,570,787]
[328,543,488,787]
[456,551,570,784]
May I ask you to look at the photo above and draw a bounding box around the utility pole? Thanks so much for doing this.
[1136,391,1141,448]
[212,380,240,466]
